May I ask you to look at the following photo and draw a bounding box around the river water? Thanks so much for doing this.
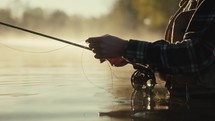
[0,39,214,121]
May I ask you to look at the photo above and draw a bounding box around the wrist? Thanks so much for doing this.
[120,40,128,56]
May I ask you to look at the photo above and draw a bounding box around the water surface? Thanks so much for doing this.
[0,41,214,121]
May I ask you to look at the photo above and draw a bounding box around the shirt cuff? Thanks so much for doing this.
[123,39,149,64]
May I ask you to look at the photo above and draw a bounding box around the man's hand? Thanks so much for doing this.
[86,34,128,59]
[106,57,128,67]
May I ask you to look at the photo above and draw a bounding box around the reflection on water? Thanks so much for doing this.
[99,84,215,121]
[99,86,170,120]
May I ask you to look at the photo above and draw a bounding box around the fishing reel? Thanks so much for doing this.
[131,64,156,90]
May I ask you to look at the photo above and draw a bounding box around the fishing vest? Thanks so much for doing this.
[164,0,215,96]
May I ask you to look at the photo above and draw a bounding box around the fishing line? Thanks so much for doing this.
[0,21,120,99]
[81,49,119,117]
[0,41,70,53]
[81,49,115,96]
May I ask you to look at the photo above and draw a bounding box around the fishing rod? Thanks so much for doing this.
[0,22,91,50]
[0,22,156,90]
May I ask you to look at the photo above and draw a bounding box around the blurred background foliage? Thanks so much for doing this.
[111,0,178,30]
[0,0,179,40]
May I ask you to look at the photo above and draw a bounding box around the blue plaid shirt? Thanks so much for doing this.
[124,0,215,74]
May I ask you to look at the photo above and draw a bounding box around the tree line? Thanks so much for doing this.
[0,0,179,39]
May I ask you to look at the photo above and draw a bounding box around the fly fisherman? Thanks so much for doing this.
[86,0,215,98]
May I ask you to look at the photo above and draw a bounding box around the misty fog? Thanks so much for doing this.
[0,0,166,40]
[0,0,168,67]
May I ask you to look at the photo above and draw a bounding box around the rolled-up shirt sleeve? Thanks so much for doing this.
[123,38,203,74]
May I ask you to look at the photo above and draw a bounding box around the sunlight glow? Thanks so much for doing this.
[0,0,117,18]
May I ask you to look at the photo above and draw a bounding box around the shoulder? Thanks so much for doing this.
[186,0,215,32]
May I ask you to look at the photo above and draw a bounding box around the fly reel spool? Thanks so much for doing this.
[131,65,156,90]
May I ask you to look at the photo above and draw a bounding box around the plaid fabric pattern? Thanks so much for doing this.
[124,0,215,74]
